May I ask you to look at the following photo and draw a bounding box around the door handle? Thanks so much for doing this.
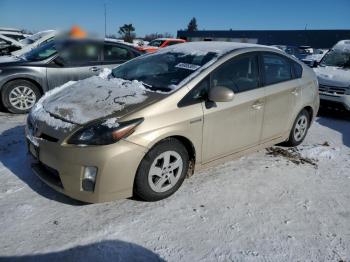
[89,66,100,72]
[291,88,299,96]
[252,101,264,110]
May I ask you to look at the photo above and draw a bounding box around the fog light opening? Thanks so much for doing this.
[82,166,97,192]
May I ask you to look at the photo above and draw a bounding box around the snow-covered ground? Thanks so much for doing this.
[0,109,349,261]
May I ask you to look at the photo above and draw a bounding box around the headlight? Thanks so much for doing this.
[67,118,143,146]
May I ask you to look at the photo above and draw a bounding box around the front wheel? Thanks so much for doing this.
[283,109,310,147]
[134,138,189,201]
[1,80,41,114]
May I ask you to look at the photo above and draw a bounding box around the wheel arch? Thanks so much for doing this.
[1,78,44,95]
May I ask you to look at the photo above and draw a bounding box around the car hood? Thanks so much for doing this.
[40,76,165,126]
[0,55,25,66]
[314,66,350,88]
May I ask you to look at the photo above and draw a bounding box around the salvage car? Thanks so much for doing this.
[313,40,350,110]
[0,38,142,113]
[26,42,319,203]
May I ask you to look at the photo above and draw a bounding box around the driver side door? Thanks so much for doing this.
[46,41,102,90]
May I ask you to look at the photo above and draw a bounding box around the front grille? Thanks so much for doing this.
[319,84,347,95]
[32,162,63,189]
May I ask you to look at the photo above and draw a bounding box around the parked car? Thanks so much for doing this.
[0,38,142,113]
[0,34,24,55]
[0,27,29,41]
[11,30,57,56]
[137,38,186,53]
[313,40,350,110]
[272,45,309,60]
[26,42,319,203]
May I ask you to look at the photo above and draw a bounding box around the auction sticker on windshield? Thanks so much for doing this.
[175,63,201,71]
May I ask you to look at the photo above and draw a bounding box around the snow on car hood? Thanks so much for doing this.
[314,66,350,88]
[41,76,149,125]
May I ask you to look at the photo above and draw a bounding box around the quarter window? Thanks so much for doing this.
[263,53,292,85]
[211,54,259,93]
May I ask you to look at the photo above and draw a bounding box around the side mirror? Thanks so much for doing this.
[54,56,65,67]
[310,60,318,68]
[208,86,234,102]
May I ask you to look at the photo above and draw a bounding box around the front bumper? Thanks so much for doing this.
[319,92,350,110]
[27,136,147,203]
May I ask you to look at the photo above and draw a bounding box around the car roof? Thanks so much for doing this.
[156,41,273,56]
[154,38,185,41]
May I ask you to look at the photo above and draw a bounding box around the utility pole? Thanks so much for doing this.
[104,3,107,37]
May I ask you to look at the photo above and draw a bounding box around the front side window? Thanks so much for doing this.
[112,51,217,92]
[59,42,101,65]
[211,54,259,93]
[104,44,132,61]
[263,53,292,85]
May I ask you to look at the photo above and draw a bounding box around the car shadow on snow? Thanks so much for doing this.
[0,125,84,205]
[0,240,165,262]
[317,106,350,148]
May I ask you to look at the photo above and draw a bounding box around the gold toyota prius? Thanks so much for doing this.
[26,42,319,203]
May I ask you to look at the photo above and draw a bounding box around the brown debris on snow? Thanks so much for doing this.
[266,147,318,168]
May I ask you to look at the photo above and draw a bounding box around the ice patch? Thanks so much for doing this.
[99,68,112,79]
[298,145,338,160]
[101,118,120,128]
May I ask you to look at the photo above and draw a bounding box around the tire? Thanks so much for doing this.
[1,80,41,114]
[134,138,189,201]
[283,109,310,147]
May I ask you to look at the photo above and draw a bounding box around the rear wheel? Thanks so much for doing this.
[283,109,310,147]
[134,138,189,201]
[1,80,41,114]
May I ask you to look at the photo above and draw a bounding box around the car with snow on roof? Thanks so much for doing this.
[26,41,319,203]
[312,40,350,111]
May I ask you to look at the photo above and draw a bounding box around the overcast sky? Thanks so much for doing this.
[1,0,349,37]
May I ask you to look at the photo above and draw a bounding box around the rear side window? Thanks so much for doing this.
[104,44,133,61]
[293,62,303,78]
[211,54,260,93]
[262,53,292,85]
[167,41,181,46]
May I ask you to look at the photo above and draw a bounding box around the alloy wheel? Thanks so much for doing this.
[148,150,183,193]
[293,115,308,142]
[9,86,37,111]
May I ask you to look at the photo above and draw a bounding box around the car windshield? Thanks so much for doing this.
[148,40,165,47]
[22,41,58,61]
[320,49,350,67]
[112,51,217,92]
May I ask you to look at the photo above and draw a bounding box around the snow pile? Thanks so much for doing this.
[42,76,148,125]
[157,41,261,57]
[30,103,76,132]
[298,144,338,160]
[101,117,120,128]
[98,68,112,79]
[333,40,350,52]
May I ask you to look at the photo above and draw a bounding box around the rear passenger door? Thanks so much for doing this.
[259,52,302,142]
[202,52,265,163]
[101,43,137,69]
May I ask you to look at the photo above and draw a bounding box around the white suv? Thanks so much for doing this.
[314,40,350,110]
